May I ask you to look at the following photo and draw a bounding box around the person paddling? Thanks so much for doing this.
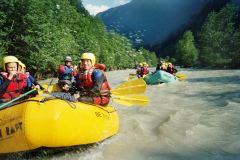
[166,63,178,75]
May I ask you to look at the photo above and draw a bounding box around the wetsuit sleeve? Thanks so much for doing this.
[0,79,10,97]
[90,69,104,93]
[29,75,45,90]
[58,64,65,74]
[27,75,34,88]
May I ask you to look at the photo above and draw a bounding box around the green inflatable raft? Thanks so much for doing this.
[143,70,178,85]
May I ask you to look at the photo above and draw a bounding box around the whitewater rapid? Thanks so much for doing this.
[1,69,240,160]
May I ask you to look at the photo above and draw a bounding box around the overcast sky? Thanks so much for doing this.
[82,0,131,15]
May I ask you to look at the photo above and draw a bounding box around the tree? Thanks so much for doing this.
[175,31,199,67]
[198,4,239,68]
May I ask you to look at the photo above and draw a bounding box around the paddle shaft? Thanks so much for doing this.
[47,79,54,90]
[0,89,36,109]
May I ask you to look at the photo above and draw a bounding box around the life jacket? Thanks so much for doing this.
[138,66,148,77]
[142,66,149,75]
[167,67,178,75]
[0,72,28,101]
[166,67,174,74]
[77,65,111,96]
[58,64,75,80]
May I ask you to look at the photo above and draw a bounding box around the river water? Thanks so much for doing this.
[1,69,240,160]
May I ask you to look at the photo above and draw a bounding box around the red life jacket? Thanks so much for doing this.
[143,66,149,75]
[58,64,77,80]
[138,66,148,77]
[0,72,28,101]
[77,66,111,95]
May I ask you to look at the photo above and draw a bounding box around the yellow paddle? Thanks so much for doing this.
[176,73,187,81]
[111,78,146,95]
[110,79,149,106]
[112,94,149,106]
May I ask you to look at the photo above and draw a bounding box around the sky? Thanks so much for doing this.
[82,0,131,15]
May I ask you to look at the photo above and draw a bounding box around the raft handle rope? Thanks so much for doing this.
[64,100,77,109]
[38,96,77,109]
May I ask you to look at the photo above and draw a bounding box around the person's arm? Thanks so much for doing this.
[33,81,45,90]
[0,78,10,97]
[29,75,45,90]
[90,69,104,94]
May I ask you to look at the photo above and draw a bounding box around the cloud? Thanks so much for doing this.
[85,4,110,15]
[114,0,130,5]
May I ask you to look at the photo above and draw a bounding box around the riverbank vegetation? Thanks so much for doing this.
[0,0,157,78]
[174,4,240,68]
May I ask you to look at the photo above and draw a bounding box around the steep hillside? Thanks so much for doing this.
[98,0,213,46]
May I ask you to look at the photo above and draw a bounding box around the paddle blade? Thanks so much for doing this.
[111,79,146,95]
[127,73,137,81]
[113,95,149,106]
[176,73,187,81]
[113,99,133,106]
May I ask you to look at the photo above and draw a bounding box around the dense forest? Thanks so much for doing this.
[0,0,157,78]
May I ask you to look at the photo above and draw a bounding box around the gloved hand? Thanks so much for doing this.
[73,93,80,100]
[32,85,40,90]
[43,88,51,93]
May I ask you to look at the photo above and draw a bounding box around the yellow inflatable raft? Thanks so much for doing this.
[0,96,119,153]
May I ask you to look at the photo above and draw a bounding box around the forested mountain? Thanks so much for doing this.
[98,0,240,47]
[151,0,234,57]
[98,0,226,47]
[98,0,240,68]
[0,0,157,78]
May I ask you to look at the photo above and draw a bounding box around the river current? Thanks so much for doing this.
[1,69,240,160]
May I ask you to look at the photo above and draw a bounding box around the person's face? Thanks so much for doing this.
[81,59,92,70]
[65,61,72,67]
[6,62,18,73]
